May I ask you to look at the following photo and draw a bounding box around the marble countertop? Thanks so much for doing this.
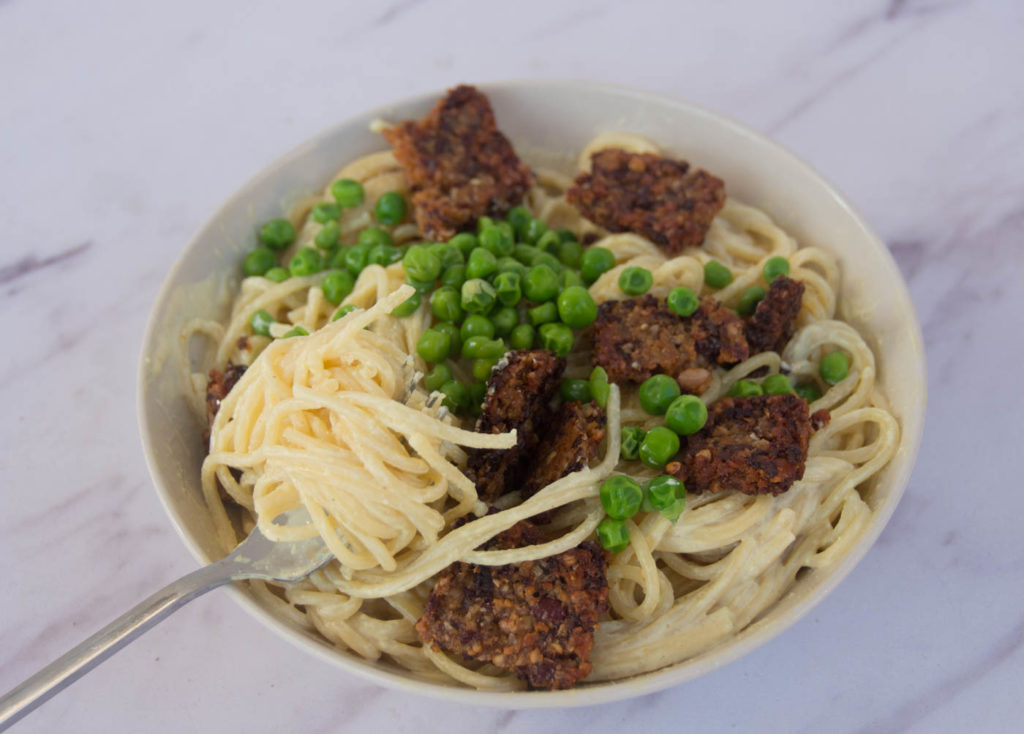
[2,1,1022,732]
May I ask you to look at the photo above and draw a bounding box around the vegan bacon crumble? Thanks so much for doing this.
[383,85,533,240]
[667,393,814,496]
[566,148,726,254]
[465,349,565,503]
[416,521,609,690]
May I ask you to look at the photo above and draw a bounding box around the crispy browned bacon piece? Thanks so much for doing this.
[205,364,245,430]
[592,296,698,384]
[382,85,533,240]
[592,294,752,385]
[521,401,606,501]
[465,350,565,502]
[416,522,609,690]
[744,276,805,354]
[667,394,812,496]
[688,296,750,366]
[566,148,725,254]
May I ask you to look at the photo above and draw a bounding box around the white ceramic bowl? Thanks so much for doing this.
[138,80,926,707]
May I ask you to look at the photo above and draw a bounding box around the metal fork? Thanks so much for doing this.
[0,510,333,730]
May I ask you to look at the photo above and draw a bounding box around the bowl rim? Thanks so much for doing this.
[137,78,927,708]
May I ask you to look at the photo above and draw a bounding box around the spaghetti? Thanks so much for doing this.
[185,130,899,689]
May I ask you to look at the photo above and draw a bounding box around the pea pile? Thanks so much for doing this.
[240,181,623,414]
[406,204,619,414]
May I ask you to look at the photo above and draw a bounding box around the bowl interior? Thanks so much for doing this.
[138,80,926,707]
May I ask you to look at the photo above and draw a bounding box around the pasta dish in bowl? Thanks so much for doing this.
[139,81,925,705]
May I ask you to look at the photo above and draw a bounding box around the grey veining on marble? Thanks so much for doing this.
[1,1,1022,732]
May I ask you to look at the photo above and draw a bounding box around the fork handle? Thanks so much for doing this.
[0,563,233,731]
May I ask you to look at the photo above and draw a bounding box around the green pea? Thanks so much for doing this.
[476,216,496,235]
[344,243,370,276]
[557,239,584,269]
[536,229,562,254]
[321,270,355,305]
[429,286,463,322]
[557,286,597,329]
[461,278,497,315]
[406,274,436,293]
[368,243,402,266]
[328,246,351,270]
[667,286,699,317]
[762,373,795,395]
[460,314,495,341]
[259,218,295,250]
[638,374,681,415]
[493,271,522,307]
[466,247,498,279]
[507,206,532,238]
[416,328,451,363]
[469,380,487,413]
[763,256,790,283]
[264,266,290,283]
[433,321,461,355]
[282,326,308,338]
[332,304,359,321]
[600,475,644,520]
[533,252,564,273]
[403,244,442,282]
[820,351,849,385]
[559,270,583,290]
[509,323,535,350]
[523,264,560,302]
[581,247,616,284]
[243,247,277,277]
[375,191,406,225]
[311,201,340,223]
[331,179,365,208]
[428,242,464,269]
[589,366,610,408]
[495,256,527,277]
[439,379,470,413]
[514,244,540,266]
[795,383,823,402]
[620,426,645,460]
[491,306,518,337]
[527,301,559,326]
[289,247,323,277]
[357,227,393,248]
[596,517,630,553]
[557,228,577,242]
[391,291,421,317]
[424,363,453,393]
[472,357,500,381]
[523,217,547,244]
[737,285,767,316]
[703,260,733,288]
[727,379,763,398]
[644,475,686,522]
[440,264,466,289]
[538,322,573,357]
[619,266,653,296]
[639,426,680,469]
[462,336,506,360]
[561,379,592,403]
[479,223,514,256]
[250,309,274,337]
[665,395,708,436]
[449,232,478,257]
[314,221,340,250]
